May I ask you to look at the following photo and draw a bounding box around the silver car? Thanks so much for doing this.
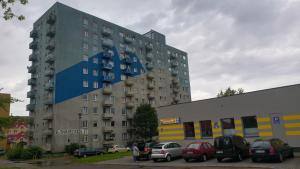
[151,142,182,162]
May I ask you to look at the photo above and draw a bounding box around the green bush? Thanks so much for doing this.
[6,146,43,160]
[65,143,86,155]
[27,146,43,159]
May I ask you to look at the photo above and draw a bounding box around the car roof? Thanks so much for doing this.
[158,142,175,144]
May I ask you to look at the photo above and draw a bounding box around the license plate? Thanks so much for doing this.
[217,150,223,154]
[187,152,193,154]
[256,150,265,153]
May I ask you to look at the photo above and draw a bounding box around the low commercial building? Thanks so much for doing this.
[157,84,300,149]
[7,121,29,148]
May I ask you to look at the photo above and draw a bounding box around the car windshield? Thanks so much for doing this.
[152,144,164,149]
[251,141,271,148]
[187,143,200,149]
[214,137,232,148]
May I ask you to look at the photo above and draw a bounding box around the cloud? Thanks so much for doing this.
[1,0,300,116]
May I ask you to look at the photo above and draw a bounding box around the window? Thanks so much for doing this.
[122,121,128,127]
[83,68,88,74]
[93,107,98,113]
[111,121,115,127]
[93,46,98,52]
[93,121,97,127]
[83,135,88,143]
[93,58,98,64]
[120,64,126,70]
[133,57,137,62]
[83,43,88,50]
[82,120,88,127]
[83,80,88,87]
[242,116,258,137]
[93,94,97,101]
[221,118,235,136]
[121,75,126,81]
[93,69,98,76]
[133,68,137,73]
[83,55,88,61]
[82,107,88,114]
[200,120,213,138]
[93,81,98,88]
[84,31,88,38]
[83,18,88,25]
[93,134,98,140]
[183,63,187,67]
[82,94,88,101]
[122,133,128,140]
[184,122,195,138]
[183,56,186,60]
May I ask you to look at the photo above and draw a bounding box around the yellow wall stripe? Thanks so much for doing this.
[194,123,200,127]
[236,132,244,136]
[283,115,300,121]
[159,130,184,135]
[235,126,243,131]
[235,120,242,125]
[159,124,183,129]
[258,124,272,129]
[212,128,222,132]
[195,135,201,139]
[159,136,184,140]
[257,117,271,122]
[213,133,222,138]
[284,123,300,128]
[286,131,300,136]
[195,129,201,133]
[259,131,273,137]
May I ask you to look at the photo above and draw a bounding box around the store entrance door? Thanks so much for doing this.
[270,113,285,141]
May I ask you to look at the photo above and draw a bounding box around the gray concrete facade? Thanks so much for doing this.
[27,2,191,152]
[157,84,300,148]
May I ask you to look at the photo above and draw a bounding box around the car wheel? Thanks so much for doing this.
[290,151,294,158]
[251,157,257,162]
[153,159,158,162]
[166,155,172,162]
[237,153,243,161]
[217,157,222,162]
[184,158,189,162]
[278,153,284,162]
[202,154,207,162]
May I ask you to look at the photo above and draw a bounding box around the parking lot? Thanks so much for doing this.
[97,155,300,169]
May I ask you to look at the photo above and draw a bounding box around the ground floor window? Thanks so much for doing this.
[221,118,235,136]
[200,120,213,138]
[184,122,195,138]
[242,116,258,137]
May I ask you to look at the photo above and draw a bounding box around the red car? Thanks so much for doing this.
[182,142,215,162]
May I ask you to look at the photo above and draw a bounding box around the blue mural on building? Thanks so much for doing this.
[55,47,145,104]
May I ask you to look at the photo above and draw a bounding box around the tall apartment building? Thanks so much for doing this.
[27,2,191,152]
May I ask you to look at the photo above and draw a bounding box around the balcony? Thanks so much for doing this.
[103,139,114,145]
[102,27,112,36]
[170,53,177,59]
[145,43,153,52]
[102,113,113,119]
[43,129,52,136]
[27,91,36,98]
[146,63,153,70]
[45,54,54,63]
[26,104,35,111]
[147,92,155,99]
[173,88,180,94]
[27,65,37,73]
[45,69,54,77]
[124,36,133,44]
[103,76,113,83]
[45,97,53,105]
[45,82,54,91]
[146,72,154,79]
[127,127,135,133]
[171,61,179,67]
[171,70,178,76]
[126,112,133,120]
[147,83,154,90]
[29,41,37,50]
[145,53,153,61]
[30,30,38,38]
[123,57,133,64]
[102,38,114,48]
[125,90,134,97]
[46,14,56,25]
[28,78,36,86]
[126,102,134,109]
[125,79,134,86]
[103,126,114,132]
[29,54,37,62]
[46,28,56,37]
[43,113,53,120]
[102,51,113,60]
[174,96,180,102]
[103,99,113,107]
[172,78,179,84]
[102,87,112,95]
[124,46,135,54]
[123,68,133,75]
[102,63,113,70]
[46,41,55,51]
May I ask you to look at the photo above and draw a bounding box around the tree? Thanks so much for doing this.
[1,0,28,21]
[217,87,245,97]
[133,104,158,141]
[0,88,23,111]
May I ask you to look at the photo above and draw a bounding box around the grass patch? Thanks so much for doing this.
[74,151,131,163]
[0,167,20,169]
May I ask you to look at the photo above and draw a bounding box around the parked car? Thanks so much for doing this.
[182,142,215,162]
[0,148,5,156]
[250,138,294,162]
[74,148,105,157]
[214,135,250,162]
[107,145,130,153]
[151,142,182,162]
[137,141,158,160]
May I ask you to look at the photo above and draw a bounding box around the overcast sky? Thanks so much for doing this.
[1,0,300,116]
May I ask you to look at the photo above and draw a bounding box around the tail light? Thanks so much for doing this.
[160,150,166,154]
[269,147,276,155]
[144,148,150,152]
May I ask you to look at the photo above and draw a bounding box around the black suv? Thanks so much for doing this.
[250,138,294,162]
[214,135,250,162]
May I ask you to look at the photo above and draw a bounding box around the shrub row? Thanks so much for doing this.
[6,146,43,160]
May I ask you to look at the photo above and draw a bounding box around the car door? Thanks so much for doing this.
[174,143,182,157]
